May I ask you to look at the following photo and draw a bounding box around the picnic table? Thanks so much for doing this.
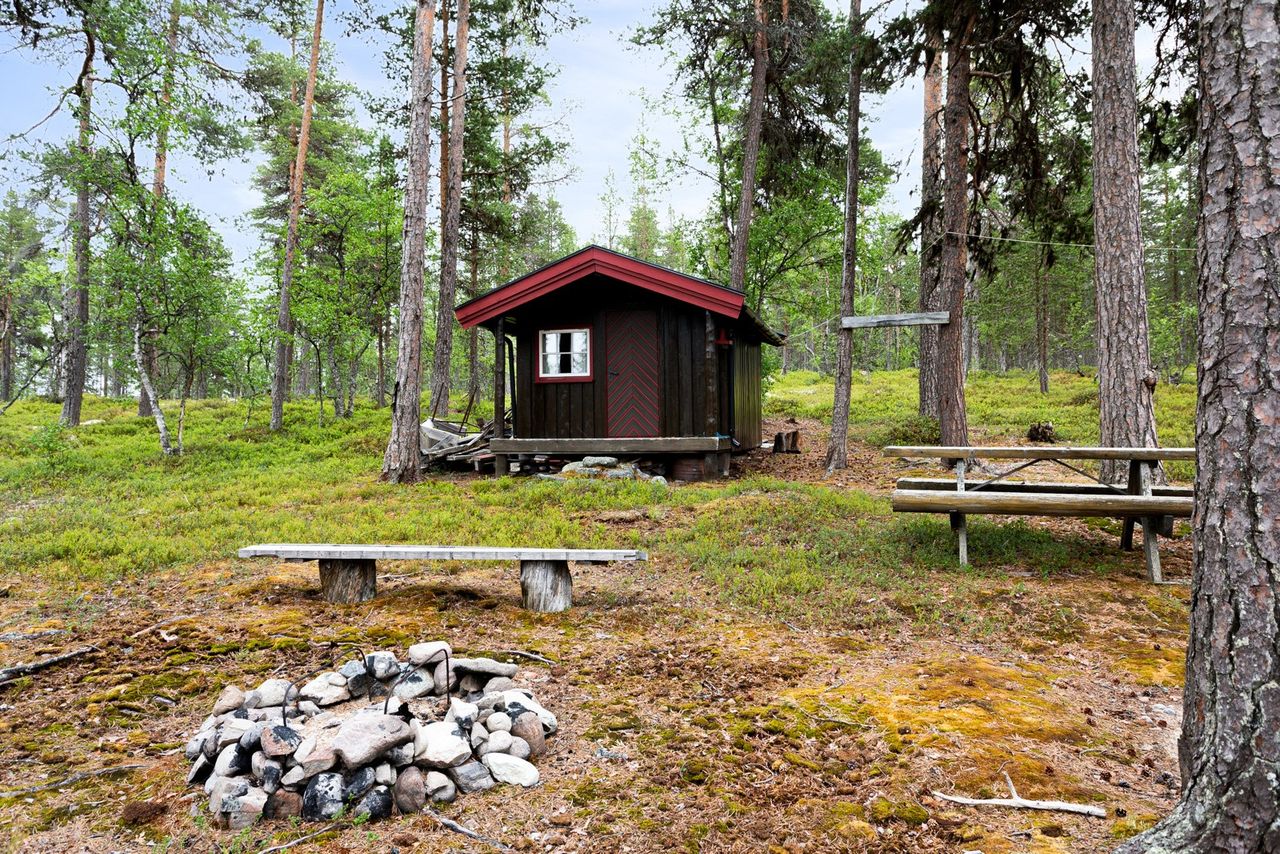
[884,446,1196,583]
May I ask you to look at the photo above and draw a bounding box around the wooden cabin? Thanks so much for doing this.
[455,246,783,476]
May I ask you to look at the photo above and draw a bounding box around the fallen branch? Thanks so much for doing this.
[932,772,1107,818]
[424,807,515,852]
[257,825,339,854]
[499,649,556,665]
[0,645,97,686]
[129,614,195,639]
[0,764,145,799]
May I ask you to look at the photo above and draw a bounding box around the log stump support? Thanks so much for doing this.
[520,559,573,612]
[319,558,377,604]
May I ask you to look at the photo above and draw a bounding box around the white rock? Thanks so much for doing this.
[212,685,246,716]
[217,717,255,749]
[470,722,489,749]
[392,666,435,699]
[365,651,400,680]
[486,712,512,733]
[425,770,457,803]
[452,657,519,678]
[414,721,472,768]
[501,689,558,734]
[508,736,531,760]
[482,753,540,787]
[332,714,412,768]
[446,698,478,728]
[251,678,296,708]
[486,731,514,754]
[408,641,452,666]
[375,763,397,786]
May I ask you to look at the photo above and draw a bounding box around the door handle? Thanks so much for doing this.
[608,370,619,376]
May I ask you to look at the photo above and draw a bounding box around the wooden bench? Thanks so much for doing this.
[237,544,648,612]
[885,446,1196,582]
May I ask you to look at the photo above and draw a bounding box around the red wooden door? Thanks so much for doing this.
[605,309,661,437]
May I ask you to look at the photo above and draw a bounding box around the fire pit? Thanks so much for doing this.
[184,642,556,829]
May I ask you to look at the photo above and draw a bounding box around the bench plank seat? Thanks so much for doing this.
[885,445,1196,461]
[894,478,1193,498]
[238,543,648,611]
[891,489,1193,518]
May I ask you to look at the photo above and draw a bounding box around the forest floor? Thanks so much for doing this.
[0,370,1197,853]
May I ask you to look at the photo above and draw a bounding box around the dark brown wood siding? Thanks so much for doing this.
[733,340,763,449]
[506,273,771,446]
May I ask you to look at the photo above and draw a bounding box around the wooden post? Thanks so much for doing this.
[493,318,507,477]
[1121,459,1140,550]
[520,560,572,612]
[1138,461,1163,583]
[951,458,969,565]
[318,559,376,603]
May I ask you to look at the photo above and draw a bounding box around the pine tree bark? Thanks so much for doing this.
[428,0,468,418]
[270,0,324,432]
[917,24,944,420]
[381,0,437,483]
[60,38,94,428]
[936,9,973,450]
[1114,1,1280,849]
[825,0,862,473]
[1092,0,1160,481]
[729,0,768,293]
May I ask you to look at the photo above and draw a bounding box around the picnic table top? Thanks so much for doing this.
[884,445,1196,462]
[238,544,648,562]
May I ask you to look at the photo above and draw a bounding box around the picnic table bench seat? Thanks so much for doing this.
[238,544,648,612]
[884,445,1196,583]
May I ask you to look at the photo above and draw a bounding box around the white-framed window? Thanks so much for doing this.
[538,328,591,379]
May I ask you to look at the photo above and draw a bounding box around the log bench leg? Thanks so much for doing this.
[950,512,969,566]
[494,454,510,476]
[520,559,572,612]
[319,558,377,604]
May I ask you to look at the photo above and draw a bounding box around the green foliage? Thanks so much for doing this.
[24,423,73,474]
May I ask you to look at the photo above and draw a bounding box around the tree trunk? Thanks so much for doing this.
[729,0,769,293]
[918,23,944,420]
[1114,2,1280,849]
[428,0,469,418]
[138,1,180,419]
[825,0,862,474]
[466,236,481,408]
[520,560,572,613]
[936,9,973,450]
[382,0,437,484]
[270,0,325,432]
[319,559,377,604]
[61,44,93,428]
[133,316,174,455]
[1092,0,1160,481]
[1036,254,1049,394]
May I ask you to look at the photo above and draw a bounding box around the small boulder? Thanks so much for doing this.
[447,760,495,794]
[186,754,212,786]
[508,736,531,760]
[332,714,412,769]
[426,770,456,803]
[224,786,268,830]
[486,712,512,733]
[483,753,540,787]
[301,772,345,821]
[582,455,618,467]
[212,685,246,716]
[365,651,400,680]
[446,697,479,729]
[407,641,452,667]
[300,673,351,707]
[414,721,471,768]
[339,658,372,696]
[259,725,303,758]
[392,666,435,700]
[375,763,396,786]
[354,785,393,821]
[213,743,252,778]
[393,766,427,814]
[453,657,519,678]
[264,789,302,820]
[251,678,296,708]
[503,690,557,734]
[484,676,516,694]
[483,730,514,756]
[509,712,547,757]
[343,766,376,802]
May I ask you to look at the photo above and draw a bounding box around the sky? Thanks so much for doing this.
[0,2,1162,279]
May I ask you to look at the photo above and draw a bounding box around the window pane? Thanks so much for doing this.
[571,353,587,374]
[541,333,555,357]
[571,331,587,355]
[542,354,558,375]
[557,332,570,354]
[559,353,572,374]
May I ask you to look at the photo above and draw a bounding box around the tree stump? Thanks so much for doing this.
[319,559,377,604]
[520,560,572,612]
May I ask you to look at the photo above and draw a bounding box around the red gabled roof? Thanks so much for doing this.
[455,245,747,328]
